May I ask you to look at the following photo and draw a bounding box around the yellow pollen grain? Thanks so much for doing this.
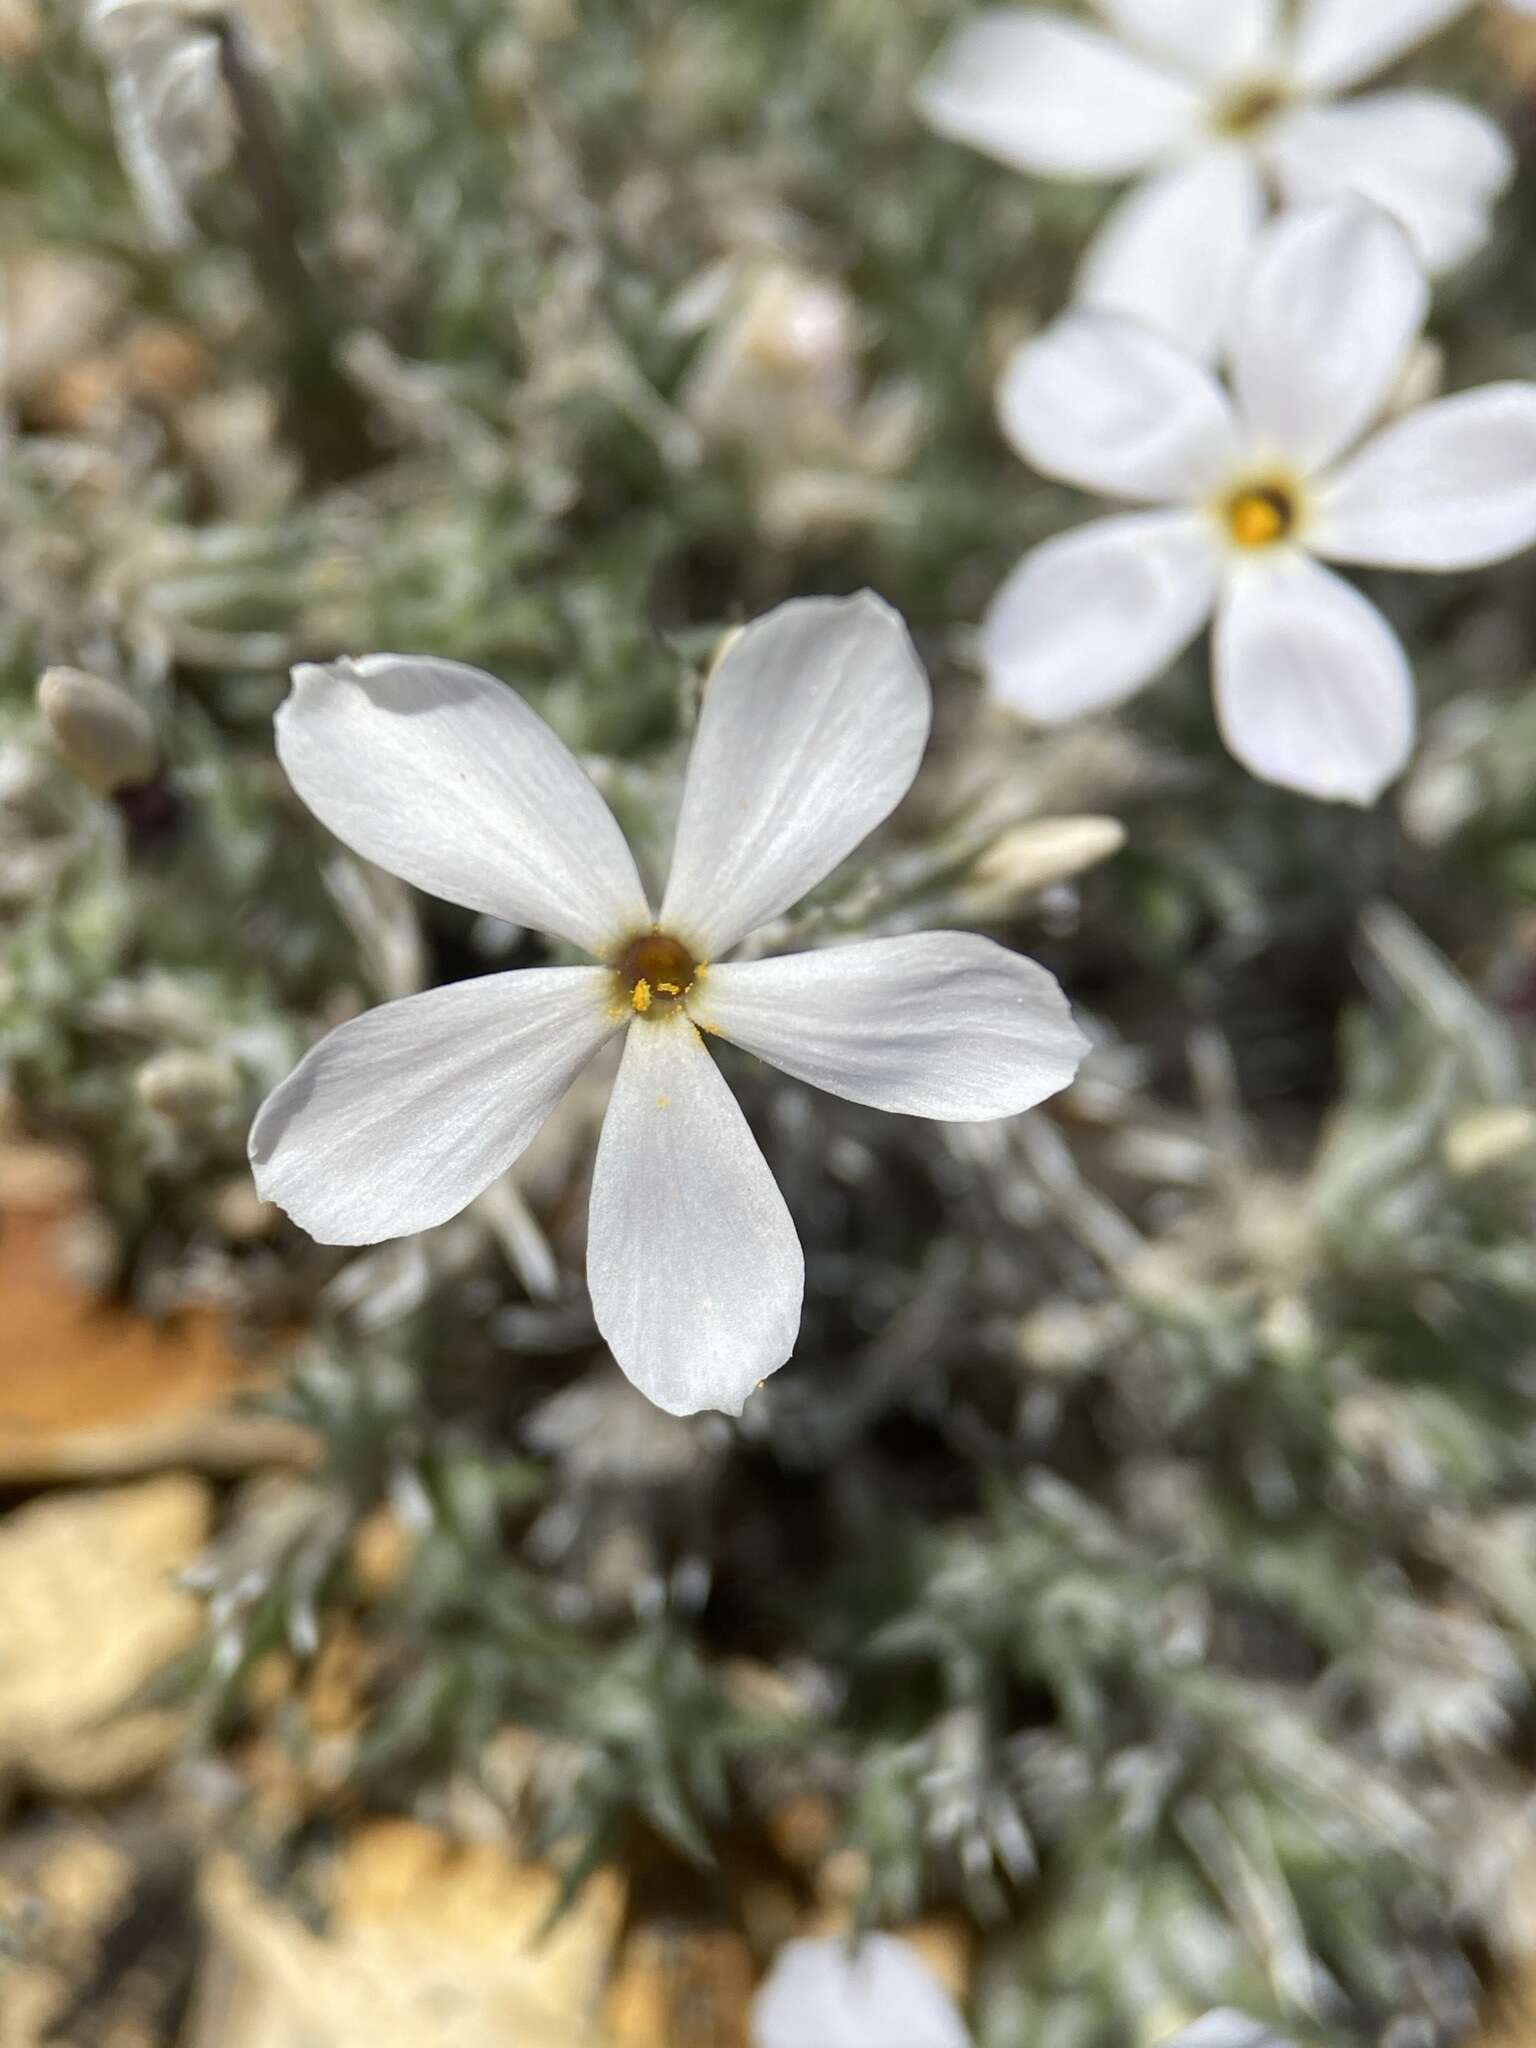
[632,978,652,1014]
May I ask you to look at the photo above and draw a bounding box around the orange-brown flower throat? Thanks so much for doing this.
[615,931,698,1015]
[1214,81,1287,137]
[1226,482,1296,550]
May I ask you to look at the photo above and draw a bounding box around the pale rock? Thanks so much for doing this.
[0,1474,212,1794]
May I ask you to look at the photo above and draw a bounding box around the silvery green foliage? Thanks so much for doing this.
[2,4,1534,2044]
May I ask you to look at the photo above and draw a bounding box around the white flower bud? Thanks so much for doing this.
[36,666,158,795]
[682,263,859,453]
[136,1048,240,1125]
[1443,1106,1536,1179]
[966,815,1125,907]
[91,0,236,247]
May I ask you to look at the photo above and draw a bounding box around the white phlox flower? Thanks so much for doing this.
[981,200,1536,805]
[916,0,1511,359]
[751,1935,971,2048]
[249,595,1088,1417]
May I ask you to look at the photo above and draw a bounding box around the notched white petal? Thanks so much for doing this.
[1076,149,1266,364]
[1311,384,1536,572]
[998,310,1239,501]
[1099,0,1281,82]
[914,9,1201,180]
[587,1014,804,1418]
[1229,201,1428,474]
[694,934,1088,1122]
[277,654,650,956]
[1288,0,1477,96]
[1214,553,1414,804]
[250,966,621,1244]
[659,592,931,958]
[984,512,1221,723]
[752,1935,970,2048]
[1264,94,1511,277]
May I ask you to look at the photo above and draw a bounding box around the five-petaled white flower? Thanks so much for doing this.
[752,1935,971,2048]
[249,595,1087,1417]
[981,201,1536,805]
[916,0,1511,360]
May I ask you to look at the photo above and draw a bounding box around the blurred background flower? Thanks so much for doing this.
[916,0,1511,357]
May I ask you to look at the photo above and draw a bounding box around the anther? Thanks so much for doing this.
[615,931,697,1015]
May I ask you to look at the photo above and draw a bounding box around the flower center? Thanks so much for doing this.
[1213,79,1288,138]
[614,930,698,1015]
[1225,482,1297,551]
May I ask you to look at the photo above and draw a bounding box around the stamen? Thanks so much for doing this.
[615,931,697,1016]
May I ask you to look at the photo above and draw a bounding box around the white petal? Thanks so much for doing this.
[999,309,1239,501]
[1311,385,1536,571]
[984,513,1221,722]
[693,934,1087,1122]
[587,1015,803,1417]
[277,655,650,956]
[1160,2017,1295,2048]
[1229,201,1427,473]
[1098,0,1281,82]
[249,967,620,1245]
[914,10,1201,180]
[1076,148,1268,363]
[1289,0,1476,94]
[1264,94,1512,276]
[752,1937,970,2048]
[659,593,930,959]
[1213,552,1414,803]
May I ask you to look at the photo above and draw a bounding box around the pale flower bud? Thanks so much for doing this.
[681,262,859,454]
[1442,1106,1536,1179]
[136,1048,240,1125]
[36,666,158,795]
[91,0,235,247]
[965,815,1125,909]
